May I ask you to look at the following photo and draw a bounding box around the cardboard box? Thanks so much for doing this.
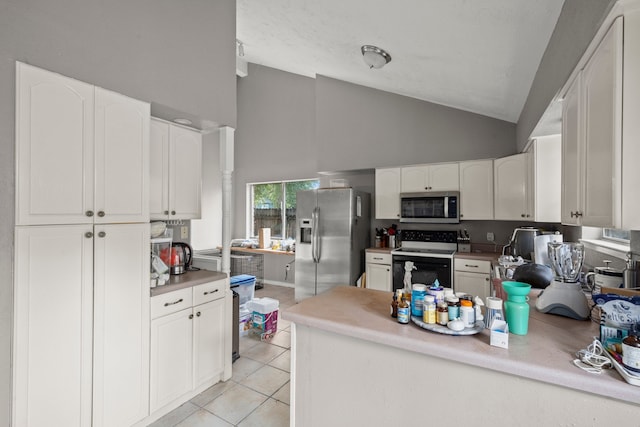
[259,228,271,249]
[600,286,640,297]
[490,320,509,349]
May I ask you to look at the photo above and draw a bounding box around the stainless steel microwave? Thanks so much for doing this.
[399,191,460,223]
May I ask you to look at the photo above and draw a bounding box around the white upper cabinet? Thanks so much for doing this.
[150,118,202,220]
[94,88,150,224]
[375,167,401,219]
[561,17,623,227]
[458,160,493,220]
[401,163,459,193]
[529,136,561,223]
[493,153,530,221]
[561,74,582,226]
[16,62,150,225]
[16,62,95,225]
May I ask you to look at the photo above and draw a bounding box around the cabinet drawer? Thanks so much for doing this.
[193,279,227,306]
[366,251,392,265]
[454,258,492,274]
[151,287,193,319]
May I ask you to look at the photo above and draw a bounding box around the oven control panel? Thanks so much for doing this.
[399,230,457,243]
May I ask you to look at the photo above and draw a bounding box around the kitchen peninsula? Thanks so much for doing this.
[283,286,640,426]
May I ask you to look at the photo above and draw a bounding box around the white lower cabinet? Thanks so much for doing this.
[13,223,149,427]
[453,258,492,302]
[365,251,392,292]
[150,280,229,416]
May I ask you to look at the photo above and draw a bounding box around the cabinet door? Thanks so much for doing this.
[459,160,493,220]
[531,137,561,223]
[366,263,392,292]
[454,271,491,302]
[401,165,429,192]
[94,87,150,223]
[429,163,459,191]
[16,62,95,225]
[169,126,202,219]
[150,119,170,219]
[13,225,94,427]
[93,224,150,427]
[494,154,528,220]
[581,18,623,228]
[375,168,401,219]
[193,298,226,389]
[150,308,194,413]
[561,75,582,225]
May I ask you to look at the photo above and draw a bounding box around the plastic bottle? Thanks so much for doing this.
[446,295,460,320]
[437,301,449,325]
[423,295,436,324]
[460,299,475,328]
[398,297,410,324]
[411,284,427,317]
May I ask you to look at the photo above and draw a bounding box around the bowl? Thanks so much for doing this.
[150,221,167,238]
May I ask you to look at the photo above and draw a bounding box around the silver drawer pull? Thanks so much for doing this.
[164,298,183,307]
[465,264,479,268]
[373,257,383,261]
[204,289,219,296]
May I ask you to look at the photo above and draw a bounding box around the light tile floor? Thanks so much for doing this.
[149,284,295,427]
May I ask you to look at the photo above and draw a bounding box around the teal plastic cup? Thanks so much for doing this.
[502,281,532,335]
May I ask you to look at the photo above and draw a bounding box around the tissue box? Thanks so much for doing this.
[490,320,509,349]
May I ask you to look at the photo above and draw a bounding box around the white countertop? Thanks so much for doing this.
[283,286,640,405]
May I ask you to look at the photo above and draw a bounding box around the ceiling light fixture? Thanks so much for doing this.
[361,45,391,69]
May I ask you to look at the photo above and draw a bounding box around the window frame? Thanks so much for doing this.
[246,178,319,240]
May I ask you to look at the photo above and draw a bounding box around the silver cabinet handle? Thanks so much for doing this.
[171,210,176,215]
[85,232,93,238]
[98,231,106,238]
[189,313,194,319]
[164,298,183,307]
[164,210,169,215]
[204,289,219,296]
[465,264,479,268]
[521,214,526,218]
[86,210,94,217]
[196,312,201,317]
[97,211,105,217]
[373,257,383,261]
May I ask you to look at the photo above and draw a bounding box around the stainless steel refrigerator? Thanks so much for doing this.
[295,188,371,301]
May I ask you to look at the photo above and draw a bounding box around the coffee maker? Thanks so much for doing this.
[169,242,193,275]
[502,227,542,261]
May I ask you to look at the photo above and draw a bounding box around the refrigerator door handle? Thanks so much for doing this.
[312,207,321,263]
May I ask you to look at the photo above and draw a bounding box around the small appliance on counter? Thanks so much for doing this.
[533,232,563,266]
[169,242,193,275]
[535,242,590,320]
[585,260,624,294]
[502,227,542,261]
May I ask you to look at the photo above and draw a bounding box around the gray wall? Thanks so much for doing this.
[235,64,317,238]
[315,76,516,171]
[0,1,236,424]
[235,64,517,238]
[516,0,616,149]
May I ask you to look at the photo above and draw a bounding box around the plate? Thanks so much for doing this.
[411,316,485,336]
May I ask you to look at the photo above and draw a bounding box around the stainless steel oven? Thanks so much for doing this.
[390,230,457,291]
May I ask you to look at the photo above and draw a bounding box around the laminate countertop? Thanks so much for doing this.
[283,285,640,405]
[150,269,228,297]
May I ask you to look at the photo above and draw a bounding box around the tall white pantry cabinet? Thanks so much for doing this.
[13,62,151,427]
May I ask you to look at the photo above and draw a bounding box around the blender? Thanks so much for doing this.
[535,242,590,320]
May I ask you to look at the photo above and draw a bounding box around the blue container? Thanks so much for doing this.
[411,284,428,317]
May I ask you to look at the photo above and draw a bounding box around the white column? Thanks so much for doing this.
[219,127,235,275]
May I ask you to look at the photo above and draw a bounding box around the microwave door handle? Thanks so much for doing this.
[444,196,449,219]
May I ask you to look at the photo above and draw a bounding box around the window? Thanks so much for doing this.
[603,228,631,243]
[248,179,319,239]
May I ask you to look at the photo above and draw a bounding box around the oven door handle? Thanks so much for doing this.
[312,207,320,263]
